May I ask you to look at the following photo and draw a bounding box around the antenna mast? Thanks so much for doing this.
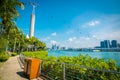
[29,0,39,38]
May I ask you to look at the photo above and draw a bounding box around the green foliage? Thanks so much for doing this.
[23,51,48,59]
[22,52,120,79]
[11,52,17,56]
[0,0,24,53]
[25,37,46,51]
[0,53,9,62]
[0,38,7,52]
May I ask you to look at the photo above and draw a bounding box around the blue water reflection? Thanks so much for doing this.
[48,50,120,66]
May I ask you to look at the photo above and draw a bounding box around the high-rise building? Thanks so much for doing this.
[118,43,120,48]
[51,44,58,50]
[100,41,105,48]
[111,40,117,48]
[104,40,110,48]
[100,40,110,48]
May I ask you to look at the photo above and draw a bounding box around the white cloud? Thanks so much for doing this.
[68,37,77,42]
[41,37,50,41]
[66,30,74,34]
[51,32,57,36]
[60,36,99,48]
[50,40,57,44]
[94,31,120,42]
[46,30,120,48]
[83,20,100,27]
[88,21,100,26]
[45,14,120,48]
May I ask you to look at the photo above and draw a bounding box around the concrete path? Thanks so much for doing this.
[0,56,28,80]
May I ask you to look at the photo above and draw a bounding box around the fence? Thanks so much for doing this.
[19,53,25,64]
[19,53,120,80]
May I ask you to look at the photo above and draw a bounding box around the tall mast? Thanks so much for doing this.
[29,0,39,38]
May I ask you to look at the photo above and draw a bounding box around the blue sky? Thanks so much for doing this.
[17,0,120,48]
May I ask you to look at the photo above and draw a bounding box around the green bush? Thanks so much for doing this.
[0,38,7,53]
[23,51,48,59]
[0,53,9,62]
[22,52,120,79]
[11,52,17,56]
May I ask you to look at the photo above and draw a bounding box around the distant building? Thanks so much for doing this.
[118,43,120,48]
[60,47,66,50]
[51,44,60,50]
[51,44,57,50]
[104,40,110,48]
[111,40,117,48]
[94,46,101,48]
[100,40,110,48]
[100,41,105,48]
[57,46,59,50]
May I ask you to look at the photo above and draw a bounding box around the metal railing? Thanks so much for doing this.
[19,53,120,80]
[41,60,120,80]
[19,53,25,64]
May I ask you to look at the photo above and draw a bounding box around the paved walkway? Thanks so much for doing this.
[0,56,28,80]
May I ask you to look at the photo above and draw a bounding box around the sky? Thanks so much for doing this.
[17,0,120,48]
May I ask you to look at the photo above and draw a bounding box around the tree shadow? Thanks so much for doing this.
[16,71,28,79]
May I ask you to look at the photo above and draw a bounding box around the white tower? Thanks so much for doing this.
[30,13,35,37]
[29,0,38,38]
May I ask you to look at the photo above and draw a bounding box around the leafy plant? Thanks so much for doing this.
[23,52,120,80]
[0,53,9,62]
[23,51,48,59]
[0,38,7,53]
[11,52,17,56]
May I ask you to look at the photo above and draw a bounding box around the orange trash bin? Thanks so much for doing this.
[24,58,40,80]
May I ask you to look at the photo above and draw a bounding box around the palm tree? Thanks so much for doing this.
[0,0,24,33]
[0,0,24,52]
[8,26,25,52]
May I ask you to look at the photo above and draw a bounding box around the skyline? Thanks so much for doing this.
[17,0,120,48]
[52,39,120,49]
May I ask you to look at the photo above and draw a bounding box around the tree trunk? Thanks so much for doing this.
[5,35,9,53]
[18,41,20,53]
[13,37,16,52]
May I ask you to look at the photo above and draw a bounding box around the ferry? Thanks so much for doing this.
[93,50,100,52]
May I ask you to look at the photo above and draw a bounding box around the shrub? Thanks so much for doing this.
[0,53,9,62]
[22,51,120,79]
[23,51,48,59]
[0,38,7,53]
[11,52,17,56]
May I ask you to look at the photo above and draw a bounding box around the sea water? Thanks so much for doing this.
[48,50,120,66]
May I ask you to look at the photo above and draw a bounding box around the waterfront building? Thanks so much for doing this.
[100,41,105,48]
[118,43,120,48]
[60,47,66,50]
[51,44,57,50]
[100,40,110,48]
[104,40,110,48]
[57,46,59,50]
[111,40,117,48]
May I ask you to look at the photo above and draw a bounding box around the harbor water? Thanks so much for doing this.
[48,50,120,66]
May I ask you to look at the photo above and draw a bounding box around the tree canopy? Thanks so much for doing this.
[0,0,46,53]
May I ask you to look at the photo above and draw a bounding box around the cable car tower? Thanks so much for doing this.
[29,0,39,38]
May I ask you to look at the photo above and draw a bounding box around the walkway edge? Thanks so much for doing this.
[17,56,24,69]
